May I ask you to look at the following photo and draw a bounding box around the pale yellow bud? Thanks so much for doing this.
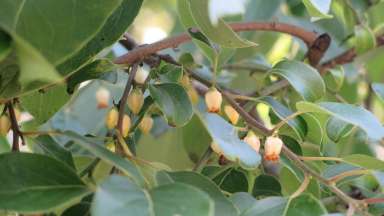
[139,115,153,134]
[180,74,191,88]
[127,89,144,114]
[134,67,149,84]
[96,87,110,109]
[264,136,283,162]
[105,108,118,129]
[244,131,260,153]
[187,87,199,105]
[224,105,239,124]
[205,88,222,113]
[0,115,11,136]
[210,142,223,155]
[121,114,131,138]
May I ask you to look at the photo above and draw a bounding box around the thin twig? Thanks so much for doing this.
[6,101,24,151]
[327,169,370,183]
[117,63,139,134]
[290,173,311,199]
[192,147,213,172]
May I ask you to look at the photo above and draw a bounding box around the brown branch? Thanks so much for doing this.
[117,64,139,134]
[114,22,317,65]
[319,35,384,74]
[6,101,24,151]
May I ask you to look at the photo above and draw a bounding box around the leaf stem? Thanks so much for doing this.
[290,173,310,199]
[192,147,213,172]
[298,156,343,162]
[327,169,370,183]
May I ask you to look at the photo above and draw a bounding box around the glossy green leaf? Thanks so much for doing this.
[323,66,344,92]
[182,115,211,163]
[32,135,75,169]
[302,0,333,20]
[166,171,239,216]
[91,175,153,216]
[342,154,384,171]
[0,0,142,99]
[285,194,327,215]
[157,64,183,83]
[149,83,193,127]
[366,1,384,33]
[296,101,384,140]
[354,25,376,54]
[197,112,261,169]
[0,153,89,213]
[331,0,358,33]
[372,83,384,102]
[229,192,256,214]
[302,113,324,145]
[243,194,326,216]
[150,183,214,216]
[326,117,354,143]
[270,60,325,101]
[242,197,288,216]
[185,0,256,48]
[260,96,307,140]
[64,131,146,187]
[253,175,281,197]
[67,59,118,94]
[21,84,70,126]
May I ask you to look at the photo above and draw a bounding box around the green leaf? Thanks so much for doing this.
[243,194,327,216]
[285,194,327,215]
[342,154,384,171]
[270,60,325,102]
[259,96,307,140]
[323,66,344,92]
[366,1,384,33]
[302,113,324,145]
[253,175,282,197]
[63,131,146,187]
[0,136,10,153]
[149,83,193,127]
[150,183,214,216]
[372,83,384,102]
[21,84,70,126]
[302,0,333,20]
[165,171,239,216]
[229,192,256,214]
[91,175,154,216]
[354,25,376,54]
[242,197,288,216]
[182,115,211,163]
[0,153,89,213]
[0,31,11,61]
[326,117,354,143]
[67,59,118,94]
[157,64,183,83]
[32,135,75,169]
[184,0,256,48]
[296,101,384,140]
[196,112,261,169]
[0,0,142,98]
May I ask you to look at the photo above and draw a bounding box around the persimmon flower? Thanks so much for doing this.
[127,88,144,115]
[139,115,154,134]
[244,131,260,153]
[105,108,118,129]
[224,105,239,125]
[96,87,110,109]
[0,115,11,136]
[264,136,283,162]
[205,88,222,113]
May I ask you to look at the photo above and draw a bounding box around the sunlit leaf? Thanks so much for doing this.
[302,0,333,21]
[270,60,325,102]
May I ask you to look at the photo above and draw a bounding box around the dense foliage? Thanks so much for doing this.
[1,0,384,215]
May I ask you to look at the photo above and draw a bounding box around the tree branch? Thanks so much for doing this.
[114,22,317,65]
[6,101,24,151]
[117,64,139,134]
